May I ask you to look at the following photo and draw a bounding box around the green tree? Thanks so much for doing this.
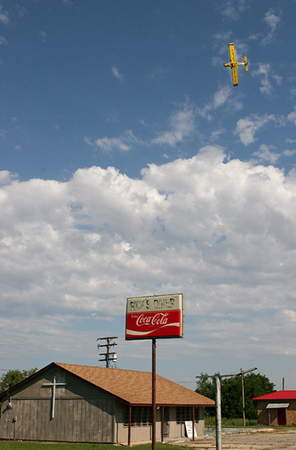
[0,368,38,393]
[196,372,275,420]
[221,375,242,418]
[196,372,219,416]
[244,372,275,419]
[196,372,219,400]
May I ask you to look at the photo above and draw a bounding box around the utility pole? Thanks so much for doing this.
[214,368,257,427]
[97,336,118,368]
[238,367,257,426]
[215,376,222,450]
[197,367,257,449]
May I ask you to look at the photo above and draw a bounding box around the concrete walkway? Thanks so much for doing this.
[178,428,296,450]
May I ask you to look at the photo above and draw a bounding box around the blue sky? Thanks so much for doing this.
[1,0,296,392]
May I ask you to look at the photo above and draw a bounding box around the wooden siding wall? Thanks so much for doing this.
[0,368,115,443]
[1,398,114,442]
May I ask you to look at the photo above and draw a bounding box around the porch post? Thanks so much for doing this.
[161,406,164,442]
[128,405,132,446]
[192,406,195,441]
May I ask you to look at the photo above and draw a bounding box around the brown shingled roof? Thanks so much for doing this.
[55,362,215,407]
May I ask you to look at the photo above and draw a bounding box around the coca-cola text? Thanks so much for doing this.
[136,312,169,327]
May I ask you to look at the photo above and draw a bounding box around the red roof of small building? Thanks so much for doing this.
[253,391,296,401]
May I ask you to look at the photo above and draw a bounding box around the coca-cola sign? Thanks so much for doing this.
[125,294,184,340]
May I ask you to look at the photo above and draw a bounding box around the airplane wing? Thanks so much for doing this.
[229,43,236,64]
[231,66,238,86]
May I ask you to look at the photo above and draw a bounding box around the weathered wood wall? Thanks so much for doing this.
[0,368,115,443]
[1,398,114,442]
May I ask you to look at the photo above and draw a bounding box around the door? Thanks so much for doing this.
[163,408,169,438]
[278,408,286,426]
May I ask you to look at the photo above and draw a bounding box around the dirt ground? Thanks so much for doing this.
[181,428,296,450]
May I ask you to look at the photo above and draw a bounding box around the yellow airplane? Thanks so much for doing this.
[224,43,248,86]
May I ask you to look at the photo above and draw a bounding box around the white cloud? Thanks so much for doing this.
[287,110,296,125]
[235,113,276,145]
[0,36,7,45]
[252,63,282,95]
[95,136,130,152]
[264,8,281,33]
[151,102,195,146]
[253,144,280,164]
[248,33,262,41]
[213,31,233,56]
[198,85,242,120]
[148,66,170,80]
[111,66,124,80]
[261,8,281,45]
[39,31,47,42]
[0,5,8,24]
[15,5,27,17]
[92,130,142,152]
[283,149,296,157]
[3,148,296,368]
[210,128,226,142]
[213,85,231,109]
[0,170,17,185]
[220,0,248,21]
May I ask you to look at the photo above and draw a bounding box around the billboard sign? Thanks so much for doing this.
[125,293,184,340]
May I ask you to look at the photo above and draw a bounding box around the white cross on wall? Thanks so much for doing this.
[42,376,66,419]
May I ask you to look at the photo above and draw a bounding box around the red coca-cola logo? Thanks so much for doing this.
[136,312,169,327]
[125,309,183,339]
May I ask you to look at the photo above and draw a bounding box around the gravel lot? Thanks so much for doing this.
[181,428,296,450]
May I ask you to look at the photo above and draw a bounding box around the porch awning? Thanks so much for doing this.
[266,403,289,409]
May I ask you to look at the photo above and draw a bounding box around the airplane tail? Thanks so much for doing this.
[244,56,248,71]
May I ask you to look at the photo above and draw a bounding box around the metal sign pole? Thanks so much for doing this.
[152,338,156,450]
[125,294,184,448]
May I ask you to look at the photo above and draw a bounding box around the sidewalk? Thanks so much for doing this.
[178,428,296,450]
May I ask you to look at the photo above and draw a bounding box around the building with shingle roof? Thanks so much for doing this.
[253,391,296,426]
[0,362,215,444]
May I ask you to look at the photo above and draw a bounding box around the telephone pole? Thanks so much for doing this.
[197,367,257,450]
[238,367,257,426]
[97,336,118,368]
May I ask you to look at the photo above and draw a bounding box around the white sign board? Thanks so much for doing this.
[185,421,197,439]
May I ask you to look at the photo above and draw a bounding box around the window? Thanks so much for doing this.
[123,406,152,426]
[176,407,199,424]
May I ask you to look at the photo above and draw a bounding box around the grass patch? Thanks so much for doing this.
[205,417,259,428]
[0,443,185,450]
